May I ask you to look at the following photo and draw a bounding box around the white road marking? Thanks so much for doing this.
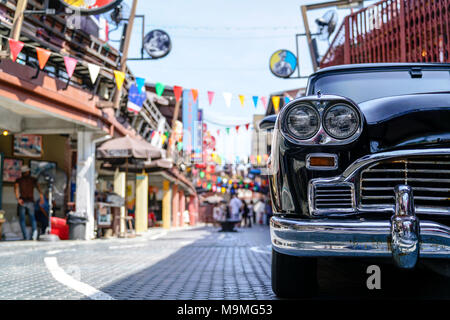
[44,257,114,300]
[46,249,76,255]
[149,230,168,240]
[250,246,271,255]
[108,244,145,250]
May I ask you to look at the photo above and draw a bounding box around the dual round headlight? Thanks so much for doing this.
[284,103,361,141]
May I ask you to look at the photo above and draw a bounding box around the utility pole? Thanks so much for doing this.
[10,0,28,41]
[113,0,139,110]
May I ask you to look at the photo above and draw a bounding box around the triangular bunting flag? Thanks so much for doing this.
[8,39,24,62]
[252,96,259,108]
[226,128,230,135]
[36,47,51,70]
[208,91,215,106]
[235,125,240,133]
[87,63,100,85]
[284,96,291,104]
[114,70,126,91]
[155,82,165,97]
[63,56,77,79]
[261,96,267,109]
[238,95,245,107]
[217,129,220,136]
[272,96,281,113]
[173,85,183,103]
[245,123,250,131]
[136,77,146,93]
[192,89,198,102]
[223,92,232,108]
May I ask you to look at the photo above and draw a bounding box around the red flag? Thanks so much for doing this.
[192,89,198,102]
[245,123,250,131]
[173,85,183,103]
[63,56,77,78]
[207,91,215,106]
[36,47,51,70]
[217,129,220,136]
[8,39,24,62]
[235,125,240,133]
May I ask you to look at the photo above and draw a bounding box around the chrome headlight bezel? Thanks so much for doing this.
[278,95,364,146]
[322,103,361,140]
[283,103,320,141]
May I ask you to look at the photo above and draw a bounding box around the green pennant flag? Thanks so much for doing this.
[226,128,230,135]
[155,82,165,97]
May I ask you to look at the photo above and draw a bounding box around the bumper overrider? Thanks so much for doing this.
[271,149,450,269]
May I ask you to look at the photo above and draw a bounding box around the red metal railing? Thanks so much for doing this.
[320,0,450,67]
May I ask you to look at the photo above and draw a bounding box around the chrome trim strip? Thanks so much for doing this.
[270,216,450,258]
[306,153,338,170]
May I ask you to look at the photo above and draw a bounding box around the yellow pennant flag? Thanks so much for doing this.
[114,70,126,91]
[272,96,281,113]
[238,95,245,107]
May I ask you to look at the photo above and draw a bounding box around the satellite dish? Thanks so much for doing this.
[315,10,338,41]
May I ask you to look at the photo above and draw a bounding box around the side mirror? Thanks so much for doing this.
[259,115,277,131]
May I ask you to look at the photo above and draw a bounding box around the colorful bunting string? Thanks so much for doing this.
[155,82,165,97]
[223,92,232,108]
[173,85,183,103]
[8,39,24,62]
[208,91,215,106]
[252,96,259,108]
[114,70,125,91]
[272,96,281,113]
[87,63,100,85]
[36,47,51,70]
[238,95,245,107]
[63,56,78,79]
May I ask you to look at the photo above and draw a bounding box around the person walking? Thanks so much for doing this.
[242,201,249,228]
[254,198,265,225]
[229,194,243,225]
[247,200,253,228]
[14,166,44,240]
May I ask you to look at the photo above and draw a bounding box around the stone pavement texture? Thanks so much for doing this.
[0,225,275,300]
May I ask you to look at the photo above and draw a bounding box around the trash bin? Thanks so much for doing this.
[67,212,87,240]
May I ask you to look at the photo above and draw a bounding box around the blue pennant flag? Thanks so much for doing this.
[136,77,146,94]
[284,96,291,104]
[252,96,259,108]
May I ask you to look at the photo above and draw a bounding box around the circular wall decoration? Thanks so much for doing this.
[269,49,298,78]
[58,0,123,15]
[143,29,172,59]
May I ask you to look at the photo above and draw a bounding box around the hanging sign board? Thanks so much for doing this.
[127,84,146,114]
[269,49,298,78]
[58,0,123,15]
[143,29,172,59]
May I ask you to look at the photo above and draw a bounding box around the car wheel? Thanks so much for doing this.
[271,249,318,298]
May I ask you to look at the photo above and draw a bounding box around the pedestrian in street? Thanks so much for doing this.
[14,166,44,240]
[242,201,249,228]
[35,196,49,235]
[254,198,265,225]
[247,200,253,228]
[229,194,243,221]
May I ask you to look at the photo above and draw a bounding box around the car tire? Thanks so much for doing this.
[271,249,318,298]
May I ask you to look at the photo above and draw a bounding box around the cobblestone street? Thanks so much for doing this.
[1,224,449,300]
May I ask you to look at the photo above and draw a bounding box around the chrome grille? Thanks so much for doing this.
[314,184,354,210]
[360,156,450,209]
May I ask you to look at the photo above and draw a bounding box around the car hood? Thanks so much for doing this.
[358,92,450,152]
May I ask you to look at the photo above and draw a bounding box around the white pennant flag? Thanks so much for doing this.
[223,92,232,108]
[87,63,101,85]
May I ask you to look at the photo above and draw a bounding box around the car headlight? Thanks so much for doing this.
[323,104,360,139]
[285,104,320,140]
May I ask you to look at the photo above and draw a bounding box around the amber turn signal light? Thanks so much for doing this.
[306,154,337,170]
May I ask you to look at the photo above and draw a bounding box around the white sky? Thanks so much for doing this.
[110,0,376,163]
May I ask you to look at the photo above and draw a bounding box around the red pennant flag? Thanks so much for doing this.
[192,89,198,102]
[8,39,24,62]
[63,56,78,79]
[36,47,51,70]
[217,129,220,136]
[235,125,240,133]
[173,85,183,103]
[207,91,215,106]
[245,123,250,131]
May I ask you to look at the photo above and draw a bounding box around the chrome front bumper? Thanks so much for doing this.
[271,217,450,265]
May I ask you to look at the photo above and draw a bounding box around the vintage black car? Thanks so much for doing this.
[261,63,450,298]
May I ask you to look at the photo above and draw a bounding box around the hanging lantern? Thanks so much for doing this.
[200,171,205,178]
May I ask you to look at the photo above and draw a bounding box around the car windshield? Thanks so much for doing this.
[309,69,450,103]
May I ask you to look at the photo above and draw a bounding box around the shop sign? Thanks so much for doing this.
[269,49,297,78]
[143,29,172,59]
[58,0,123,15]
